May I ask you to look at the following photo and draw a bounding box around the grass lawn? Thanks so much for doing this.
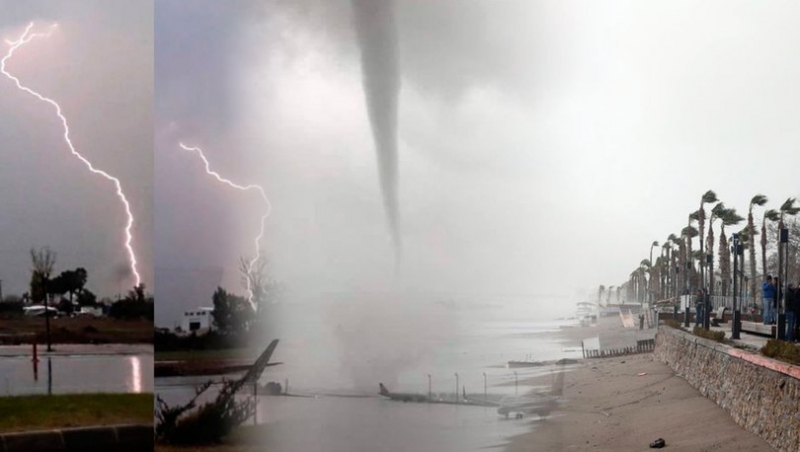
[0,393,153,433]
[0,316,152,344]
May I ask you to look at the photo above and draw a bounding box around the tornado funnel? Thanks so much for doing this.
[351,0,402,262]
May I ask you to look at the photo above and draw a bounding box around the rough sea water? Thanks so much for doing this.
[156,297,583,451]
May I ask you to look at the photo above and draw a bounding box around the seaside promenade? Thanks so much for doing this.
[507,311,796,451]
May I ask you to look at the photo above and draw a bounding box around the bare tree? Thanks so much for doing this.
[238,256,279,308]
[30,247,56,351]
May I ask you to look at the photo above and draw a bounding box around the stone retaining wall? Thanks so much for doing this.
[0,424,151,452]
[654,326,800,452]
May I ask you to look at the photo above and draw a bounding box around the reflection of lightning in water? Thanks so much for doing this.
[1,22,141,287]
[179,143,271,310]
[129,356,141,393]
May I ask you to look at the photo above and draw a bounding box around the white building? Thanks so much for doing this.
[179,307,214,333]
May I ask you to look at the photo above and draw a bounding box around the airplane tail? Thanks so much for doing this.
[379,383,390,396]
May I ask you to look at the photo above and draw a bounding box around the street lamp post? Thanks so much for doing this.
[483,372,487,403]
[684,261,692,327]
[514,371,518,396]
[704,254,713,330]
[732,233,741,339]
[777,228,789,340]
[427,374,431,401]
[649,241,659,305]
[454,373,459,404]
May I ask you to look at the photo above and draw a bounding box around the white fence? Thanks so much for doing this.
[678,294,757,311]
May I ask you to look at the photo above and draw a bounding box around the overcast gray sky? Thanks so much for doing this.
[0,0,153,298]
[152,0,800,325]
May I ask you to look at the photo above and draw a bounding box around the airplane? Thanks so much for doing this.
[378,383,430,402]
[465,369,566,419]
[23,305,59,317]
[492,393,561,419]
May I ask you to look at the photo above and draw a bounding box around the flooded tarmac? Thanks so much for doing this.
[157,380,544,452]
[0,349,153,395]
[156,299,581,451]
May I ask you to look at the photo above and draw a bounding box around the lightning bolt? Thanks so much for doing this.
[179,143,271,310]
[2,22,141,287]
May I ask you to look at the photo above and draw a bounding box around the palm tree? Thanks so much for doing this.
[747,195,768,303]
[649,241,659,303]
[739,226,753,300]
[662,241,672,298]
[706,203,726,292]
[682,224,699,290]
[669,233,682,296]
[698,190,719,288]
[628,272,636,302]
[718,208,744,296]
[640,259,651,305]
[686,212,700,289]
[761,209,780,277]
[777,198,800,287]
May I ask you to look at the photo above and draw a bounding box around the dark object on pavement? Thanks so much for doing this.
[649,438,666,448]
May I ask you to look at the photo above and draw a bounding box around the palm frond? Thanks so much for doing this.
[722,208,744,226]
[682,226,698,237]
[765,209,780,222]
[779,197,796,212]
[750,194,768,209]
[702,190,718,204]
[711,202,726,218]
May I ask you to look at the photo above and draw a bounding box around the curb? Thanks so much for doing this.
[0,424,151,452]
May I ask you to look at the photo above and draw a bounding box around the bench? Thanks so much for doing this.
[741,321,776,337]
[710,306,727,326]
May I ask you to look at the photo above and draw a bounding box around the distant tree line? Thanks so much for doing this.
[597,192,800,306]
[0,247,153,320]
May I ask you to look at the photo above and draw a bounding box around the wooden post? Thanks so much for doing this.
[253,380,258,425]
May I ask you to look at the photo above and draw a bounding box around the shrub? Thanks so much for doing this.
[108,300,154,320]
[155,379,255,445]
[154,329,248,352]
[761,339,800,365]
[663,319,685,330]
[692,326,726,342]
[0,301,23,314]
